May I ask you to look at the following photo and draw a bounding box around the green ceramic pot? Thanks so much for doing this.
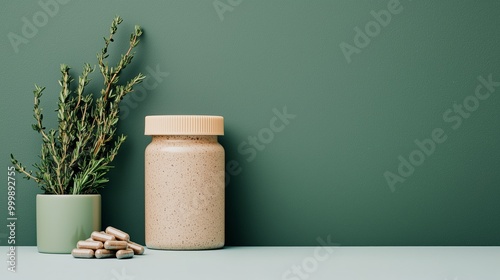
[36,194,101,254]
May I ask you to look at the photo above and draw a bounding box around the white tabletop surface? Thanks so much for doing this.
[1,246,499,280]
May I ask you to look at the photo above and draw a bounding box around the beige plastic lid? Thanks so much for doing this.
[145,115,224,135]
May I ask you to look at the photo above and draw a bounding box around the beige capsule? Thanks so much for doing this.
[77,240,103,250]
[85,238,94,242]
[127,241,145,255]
[105,226,130,241]
[91,231,116,242]
[95,249,116,259]
[116,249,134,259]
[72,248,95,258]
[104,240,128,250]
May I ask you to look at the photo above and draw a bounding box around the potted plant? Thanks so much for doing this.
[10,16,145,253]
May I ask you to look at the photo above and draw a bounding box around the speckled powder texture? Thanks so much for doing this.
[145,135,225,250]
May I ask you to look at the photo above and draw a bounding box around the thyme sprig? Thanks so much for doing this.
[11,16,145,194]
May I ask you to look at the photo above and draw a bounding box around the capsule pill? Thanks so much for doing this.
[105,226,130,241]
[72,248,95,258]
[104,240,128,250]
[91,231,116,242]
[127,241,145,255]
[77,240,103,250]
[116,248,134,259]
[95,249,116,259]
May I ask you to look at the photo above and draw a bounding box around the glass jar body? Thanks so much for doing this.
[145,135,225,250]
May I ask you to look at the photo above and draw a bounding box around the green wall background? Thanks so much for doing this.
[1,0,499,246]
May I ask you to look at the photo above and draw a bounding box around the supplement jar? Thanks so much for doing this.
[144,115,225,250]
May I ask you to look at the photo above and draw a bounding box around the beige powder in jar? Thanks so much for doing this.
[144,116,224,250]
